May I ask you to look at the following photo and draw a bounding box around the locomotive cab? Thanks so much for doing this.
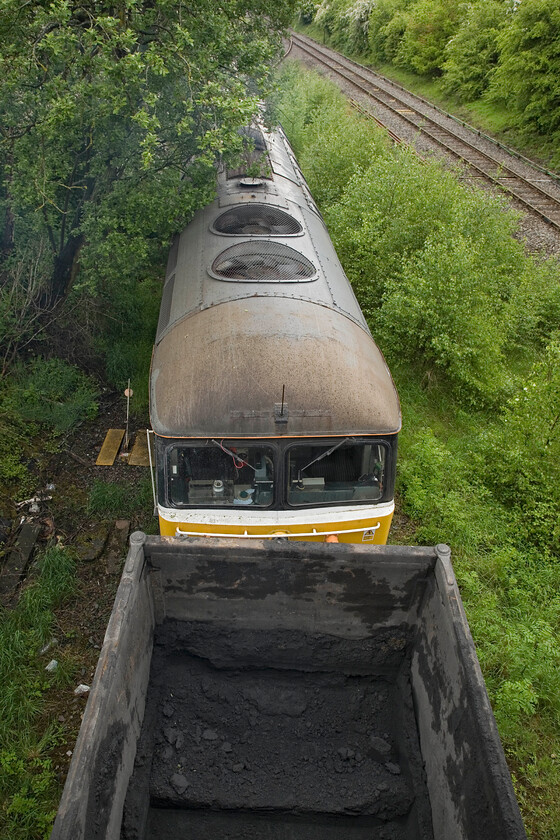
[154,435,398,542]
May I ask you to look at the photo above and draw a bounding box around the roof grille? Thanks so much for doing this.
[212,205,302,236]
[239,126,267,152]
[211,242,317,283]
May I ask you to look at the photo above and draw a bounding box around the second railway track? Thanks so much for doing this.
[291,32,560,234]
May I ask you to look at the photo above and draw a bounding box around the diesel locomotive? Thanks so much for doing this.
[149,124,400,542]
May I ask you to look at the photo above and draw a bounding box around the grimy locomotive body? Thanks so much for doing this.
[150,125,400,542]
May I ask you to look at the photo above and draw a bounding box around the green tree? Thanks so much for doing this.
[0,0,295,320]
[488,0,560,136]
[396,0,463,76]
[368,0,413,64]
[442,1,508,100]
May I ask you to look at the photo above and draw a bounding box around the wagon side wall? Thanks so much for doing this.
[411,545,527,840]
[50,533,155,840]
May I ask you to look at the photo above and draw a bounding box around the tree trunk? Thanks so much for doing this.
[1,204,14,255]
[47,233,85,306]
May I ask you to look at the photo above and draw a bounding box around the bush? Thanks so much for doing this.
[368,0,412,64]
[273,62,349,158]
[13,358,98,434]
[379,234,509,403]
[488,0,560,139]
[442,1,507,100]
[394,0,462,77]
[479,337,560,553]
[299,2,318,25]
[323,148,537,404]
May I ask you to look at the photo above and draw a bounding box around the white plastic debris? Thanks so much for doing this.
[39,639,58,656]
[74,684,91,696]
[45,659,58,672]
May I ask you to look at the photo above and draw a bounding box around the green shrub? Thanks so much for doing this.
[368,0,412,64]
[273,62,349,158]
[394,0,462,77]
[299,2,318,25]
[488,0,560,139]
[13,358,98,434]
[0,383,40,496]
[479,337,560,553]
[379,234,509,404]
[442,1,507,100]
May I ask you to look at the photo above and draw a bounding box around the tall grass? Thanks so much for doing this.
[87,477,154,519]
[0,547,76,840]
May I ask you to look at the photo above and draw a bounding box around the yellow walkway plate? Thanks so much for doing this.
[96,429,125,466]
[128,430,153,467]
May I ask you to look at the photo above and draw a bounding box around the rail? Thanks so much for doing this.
[291,32,560,232]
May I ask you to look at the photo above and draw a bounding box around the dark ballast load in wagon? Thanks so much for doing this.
[50,535,527,840]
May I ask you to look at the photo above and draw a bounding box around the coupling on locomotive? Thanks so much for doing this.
[149,124,400,543]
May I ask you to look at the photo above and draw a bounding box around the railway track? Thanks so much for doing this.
[291,32,560,232]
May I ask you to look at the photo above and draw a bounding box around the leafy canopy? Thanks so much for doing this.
[0,0,296,304]
[489,0,560,136]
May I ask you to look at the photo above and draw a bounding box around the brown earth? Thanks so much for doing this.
[1,392,155,785]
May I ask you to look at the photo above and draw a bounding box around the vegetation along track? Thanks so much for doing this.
[291,32,560,233]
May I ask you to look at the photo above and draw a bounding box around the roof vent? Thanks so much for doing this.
[238,177,265,188]
[238,126,267,152]
[210,242,317,283]
[212,205,302,236]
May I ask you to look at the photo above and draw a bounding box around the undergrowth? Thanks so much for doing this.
[0,358,99,513]
[12,358,98,434]
[87,478,155,521]
[0,547,76,840]
[276,62,560,839]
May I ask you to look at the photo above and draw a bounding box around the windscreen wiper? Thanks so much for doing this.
[211,439,257,472]
[297,437,352,483]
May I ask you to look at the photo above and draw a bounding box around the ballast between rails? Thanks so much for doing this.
[291,32,560,233]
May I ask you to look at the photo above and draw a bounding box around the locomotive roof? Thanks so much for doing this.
[150,297,401,438]
[150,126,400,438]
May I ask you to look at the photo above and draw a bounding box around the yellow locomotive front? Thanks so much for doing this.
[149,124,400,544]
[155,434,397,543]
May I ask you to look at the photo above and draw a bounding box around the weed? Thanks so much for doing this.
[12,358,98,434]
[87,478,154,520]
[0,547,76,840]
